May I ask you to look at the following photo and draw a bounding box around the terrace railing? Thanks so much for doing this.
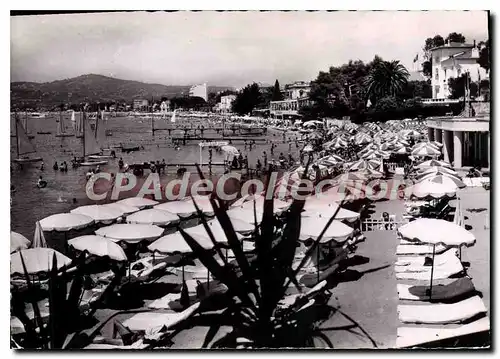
[360,218,409,232]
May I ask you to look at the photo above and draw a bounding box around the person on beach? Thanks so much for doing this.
[263,151,268,168]
[53,161,58,171]
[256,159,262,173]
[237,153,244,169]
[40,161,44,171]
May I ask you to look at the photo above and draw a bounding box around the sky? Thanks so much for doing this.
[10,11,489,87]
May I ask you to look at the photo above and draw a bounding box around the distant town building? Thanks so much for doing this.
[430,41,487,99]
[283,81,311,100]
[189,83,208,102]
[270,81,312,118]
[133,99,149,111]
[214,94,236,113]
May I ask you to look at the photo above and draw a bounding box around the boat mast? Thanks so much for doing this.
[15,112,19,158]
[82,108,86,158]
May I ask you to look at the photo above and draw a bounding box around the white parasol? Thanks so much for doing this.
[11,232,30,253]
[95,223,164,243]
[116,197,159,209]
[11,248,72,275]
[126,209,180,226]
[71,205,123,224]
[68,235,128,261]
[40,213,94,232]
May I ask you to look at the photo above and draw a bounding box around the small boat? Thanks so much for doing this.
[122,145,140,153]
[105,130,113,136]
[88,154,114,160]
[29,112,46,119]
[80,160,108,166]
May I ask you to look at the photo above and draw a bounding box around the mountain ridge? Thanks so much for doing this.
[11,74,234,109]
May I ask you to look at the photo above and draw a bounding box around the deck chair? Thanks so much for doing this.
[298,249,349,288]
[396,243,448,256]
[397,277,475,301]
[398,295,487,324]
[396,255,464,280]
[85,340,147,350]
[396,248,458,267]
[397,317,490,348]
[122,302,201,332]
[148,281,228,311]
[395,249,460,273]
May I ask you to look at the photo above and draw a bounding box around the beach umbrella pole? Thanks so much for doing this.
[428,244,436,300]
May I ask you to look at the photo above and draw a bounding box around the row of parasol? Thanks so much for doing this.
[11,192,363,276]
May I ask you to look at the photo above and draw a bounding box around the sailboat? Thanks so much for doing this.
[22,112,35,139]
[88,110,113,160]
[13,115,43,163]
[55,111,74,137]
[79,111,108,166]
[75,111,84,138]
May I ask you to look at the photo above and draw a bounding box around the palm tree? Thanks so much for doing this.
[365,60,409,102]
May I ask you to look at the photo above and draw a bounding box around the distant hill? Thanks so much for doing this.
[10,74,234,109]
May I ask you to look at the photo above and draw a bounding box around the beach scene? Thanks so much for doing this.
[10,11,490,349]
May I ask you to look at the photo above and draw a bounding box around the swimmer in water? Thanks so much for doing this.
[37,176,47,188]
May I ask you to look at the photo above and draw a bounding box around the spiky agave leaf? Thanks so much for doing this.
[253,171,275,329]
[272,157,314,296]
[282,198,347,293]
[178,227,257,315]
[189,195,228,266]
[19,252,47,348]
[48,253,67,349]
[194,164,260,304]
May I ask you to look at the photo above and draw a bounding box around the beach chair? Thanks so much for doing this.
[397,277,475,302]
[396,317,490,348]
[395,249,459,273]
[396,255,464,280]
[149,280,228,311]
[122,302,200,331]
[398,295,487,324]
[298,248,349,288]
[396,243,448,256]
[396,248,458,267]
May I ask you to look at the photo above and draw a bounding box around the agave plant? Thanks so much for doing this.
[11,252,115,349]
[176,164,350,348]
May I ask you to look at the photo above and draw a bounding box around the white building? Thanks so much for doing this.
[189,83,208,102]
[270,81,312,118]
[133,99,149,111]
[215,94,236,113]
[430,42,487,99]
[283,81,311,100]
